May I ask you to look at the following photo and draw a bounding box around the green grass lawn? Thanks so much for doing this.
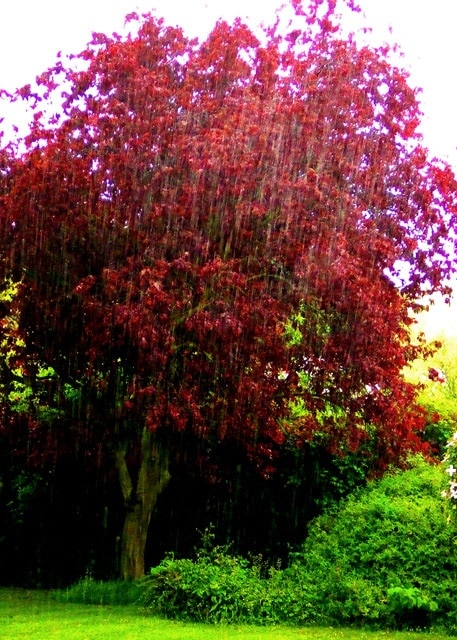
[0,588,452,640]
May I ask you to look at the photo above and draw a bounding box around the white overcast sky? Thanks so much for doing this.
[1,0,456,333]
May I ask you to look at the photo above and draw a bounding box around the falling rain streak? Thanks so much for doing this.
[0,0,456,586]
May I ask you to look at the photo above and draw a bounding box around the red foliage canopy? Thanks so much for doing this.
[1,0,457,471]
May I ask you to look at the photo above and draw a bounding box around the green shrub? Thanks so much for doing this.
[284,456,457,629]
[143,530,283,624]
[54,577,143,606]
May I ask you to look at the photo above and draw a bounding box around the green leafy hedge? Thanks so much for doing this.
[285,456,457,629]
[143,457,457,631]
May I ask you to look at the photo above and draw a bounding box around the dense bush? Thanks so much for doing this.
[285,456,457,629]
[142,530,286,624]
[143,458,457,630]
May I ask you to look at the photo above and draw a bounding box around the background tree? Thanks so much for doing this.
[404,325,457,456]
[1,0,457,579]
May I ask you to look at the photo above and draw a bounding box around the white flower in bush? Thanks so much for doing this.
[442,433,457,508]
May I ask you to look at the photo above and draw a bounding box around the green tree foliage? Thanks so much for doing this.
[404,329,457,456]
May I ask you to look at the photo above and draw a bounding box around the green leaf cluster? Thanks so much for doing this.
[283,300,332,349]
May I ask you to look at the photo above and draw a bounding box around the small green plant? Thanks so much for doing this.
[387,586,438,629]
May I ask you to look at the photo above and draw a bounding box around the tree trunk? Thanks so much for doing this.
[116,429,171,580]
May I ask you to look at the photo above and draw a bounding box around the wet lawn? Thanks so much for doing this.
[0,589,452,639]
